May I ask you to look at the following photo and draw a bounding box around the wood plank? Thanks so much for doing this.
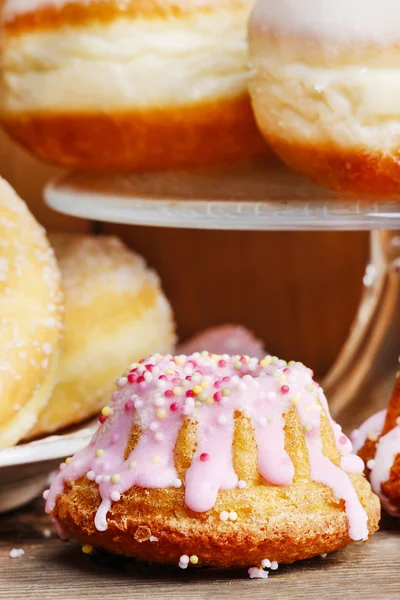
[0,500,397,600]
[105,224,369,378]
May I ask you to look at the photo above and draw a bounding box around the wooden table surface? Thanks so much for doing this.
[0,499,398,600]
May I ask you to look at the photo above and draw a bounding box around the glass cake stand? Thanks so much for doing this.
[45,159,400,424]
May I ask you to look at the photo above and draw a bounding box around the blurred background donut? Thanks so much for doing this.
[27,234,175,438]
[0,0,268,171]
[248,0,400,194]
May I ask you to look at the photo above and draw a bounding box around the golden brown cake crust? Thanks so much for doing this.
[264,137,400,196]
[4,0,251,32]
[51,403,380,567]
[53,474,379,567]
[1,97,268,172]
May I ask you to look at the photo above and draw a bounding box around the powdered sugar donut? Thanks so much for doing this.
[0,177,63,448]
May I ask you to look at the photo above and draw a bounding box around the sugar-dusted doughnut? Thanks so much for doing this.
[0,177,63,448]
[46,353,379,569]
[28,234,175,438]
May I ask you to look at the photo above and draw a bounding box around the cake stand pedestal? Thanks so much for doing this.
[45,159,400,422]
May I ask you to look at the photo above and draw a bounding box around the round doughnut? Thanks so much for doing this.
[0,177,63,449]
[0,0,267,171]
[248,0,400,194]
[27,234,175,439]
[352,372,400,517]
[45,353,379,569]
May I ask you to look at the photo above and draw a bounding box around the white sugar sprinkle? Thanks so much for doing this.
[261,559,271,568]
[9,549,24,559]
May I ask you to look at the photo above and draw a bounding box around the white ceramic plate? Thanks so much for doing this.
[0,421,97,513]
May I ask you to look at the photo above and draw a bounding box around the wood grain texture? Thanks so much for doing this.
[0,500,398,600]
[106,224,369,378]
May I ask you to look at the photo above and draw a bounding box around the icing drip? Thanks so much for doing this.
[251,391,294,485]
[296,398,368,541]
[46,353,368,541]
[350,410,387,453]
[185,404,238,512]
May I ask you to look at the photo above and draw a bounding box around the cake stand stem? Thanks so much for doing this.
[323,230,400,428]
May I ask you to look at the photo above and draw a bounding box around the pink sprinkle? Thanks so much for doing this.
[139,358,145,363]
[281,385,290,394]
[200,453,210,462]
[214,381,222,389]
[283,368,291,373]
[146,364,154,371]
[172,378,181,386]
[186,390,195,398]
[165,390,174,398]
[213,392,222,402]
[240,357,247,363]
[222,376,230,383]
[124,400,134,412]
[248,567,268,580]
[188,360,197,368]
[310,369,314,377]
[218,359,227,368]
[98,415,106,424]
[185,376,192,381]
[136,376,145,384]
[159,375,167,381]
[315,382,320,388]
[170,402,179,412]
[127,373,137,384]
[339,435,348,445]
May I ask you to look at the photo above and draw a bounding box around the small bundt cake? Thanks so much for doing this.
[45,353,379,569]
[352,372,400,518]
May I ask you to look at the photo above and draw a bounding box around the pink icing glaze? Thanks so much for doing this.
[46,353,368,541]
[370,425,400,517]
[352,410,400,518]
[350,410,387,453]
